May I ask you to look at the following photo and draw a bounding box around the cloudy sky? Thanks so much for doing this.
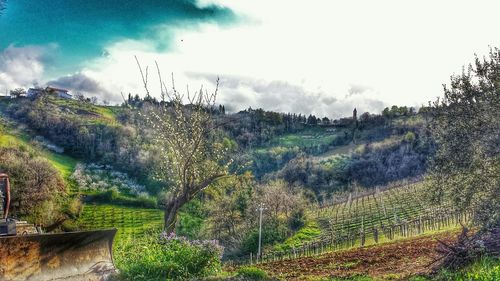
[1,0,500,117]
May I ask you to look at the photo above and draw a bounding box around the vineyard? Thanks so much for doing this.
[253,181,470,264]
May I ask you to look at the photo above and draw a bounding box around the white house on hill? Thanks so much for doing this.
[27,87,73,99]
[46,87,73,99]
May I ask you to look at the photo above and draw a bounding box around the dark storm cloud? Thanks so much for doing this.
[47,73,119,103]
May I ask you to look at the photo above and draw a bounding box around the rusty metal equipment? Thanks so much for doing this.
[0,173,117,281]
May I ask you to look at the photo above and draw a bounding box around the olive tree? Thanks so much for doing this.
[137,60,232,232]
[428,48,500,229]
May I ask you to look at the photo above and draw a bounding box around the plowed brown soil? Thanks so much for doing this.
[257,230,460,280]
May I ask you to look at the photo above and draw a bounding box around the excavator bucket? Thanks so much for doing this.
[0,229,117,281]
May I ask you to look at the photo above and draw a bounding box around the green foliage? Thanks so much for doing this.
[114,233,224,280]
[88,189,158,208]
[0,146,70,226]
[0,119,77,180]
[288,208,306,231]
[5,96,151,182]
[429,48,500,228]
[242,224,289,254]
[274,221,321,251]
[404,131,416,143]
[76,204,163,242]
[177,199,205,239]
[432,257,500,281]
[236,266,269,280]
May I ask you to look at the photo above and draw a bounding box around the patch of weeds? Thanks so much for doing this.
[326,260,360,270]
[236,267,269,280]
[434,256,500,281]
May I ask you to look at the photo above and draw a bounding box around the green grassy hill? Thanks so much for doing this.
[0,98,161,243]
[0,97,436,257]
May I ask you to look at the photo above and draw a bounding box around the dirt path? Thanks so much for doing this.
[257,230,459,280]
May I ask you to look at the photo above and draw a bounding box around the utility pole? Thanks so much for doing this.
[256,203,266,262]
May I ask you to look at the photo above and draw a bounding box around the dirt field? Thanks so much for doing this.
[257,230,460,280]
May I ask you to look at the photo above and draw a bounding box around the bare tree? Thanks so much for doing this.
[254,180,306,220]
[9,88,26,98]
[137,60,232,232]
[74,92,86,102]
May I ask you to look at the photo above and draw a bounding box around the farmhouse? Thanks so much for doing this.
[46,87,73,99]
[27,87,73,99]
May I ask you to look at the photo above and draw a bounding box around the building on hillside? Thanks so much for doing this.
[27,87,73,99]
[45,87,73,99]
[27,88,44,98]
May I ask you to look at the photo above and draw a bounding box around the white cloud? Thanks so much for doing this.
[73,0,500,116]
[5,0,500,117]
[0,44,57,93]
[187,72,385,117]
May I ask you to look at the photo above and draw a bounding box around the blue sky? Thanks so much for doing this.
[1,0,500,117]
[0,0,235,74]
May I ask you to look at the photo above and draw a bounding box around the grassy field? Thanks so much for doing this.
[49,97,119,123]
[76,203,164,242]
[267,127,340,148]
[0,123,78,178]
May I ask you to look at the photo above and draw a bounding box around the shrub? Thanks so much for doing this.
[89,188,157,208]
[288,208,306,231]
[236,266,269,280]
[114,232,224,280]
[0,147,68,227]
[241,224,289,254]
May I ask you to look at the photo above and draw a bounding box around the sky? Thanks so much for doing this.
[1,0,500,118]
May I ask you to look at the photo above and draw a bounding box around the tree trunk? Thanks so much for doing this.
[164,200,180,233]
[163,194,189,233]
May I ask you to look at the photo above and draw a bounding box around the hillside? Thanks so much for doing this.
[0,96,486,280]
[0,97,162,242]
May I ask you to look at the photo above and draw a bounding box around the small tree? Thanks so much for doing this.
[137,60,232,232]
[428,47,500,229]
[74,92,86,102]
[9,88,26,98]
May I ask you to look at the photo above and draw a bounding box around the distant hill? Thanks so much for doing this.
[0,96,434,198]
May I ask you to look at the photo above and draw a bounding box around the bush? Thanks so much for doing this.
[0,147,68,227]
[288,209,306,231]
[236,266,269,280]
[241,223,289,254]
[114,232,224,280]
[89,189,158,208]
